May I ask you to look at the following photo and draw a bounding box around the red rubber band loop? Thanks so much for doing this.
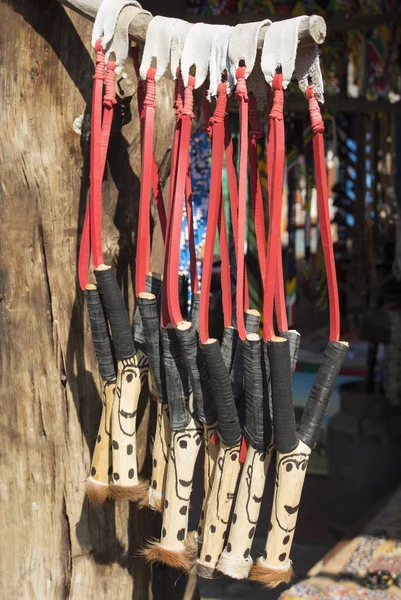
[307,86,340,342]
[199,82,227,343]
[235,66,249,341]
[264,73,285,341]
[136,68,156,295]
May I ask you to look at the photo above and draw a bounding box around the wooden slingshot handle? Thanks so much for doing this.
[109,351,149,501]
[217,444,274,578]
[197,441,242,578]
[86,378,116,503]
[251,439,311,586]
[197,422,219,545]
[146,402,171,511]
[143,417,203,572]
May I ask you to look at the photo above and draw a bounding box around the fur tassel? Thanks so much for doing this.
[196,559,221,579]
[85,477,110,504]
[141,533,198,572]
[249,559,295,588]
[217,550,252,579]
[109,480,149,502]
[141,489,164,512]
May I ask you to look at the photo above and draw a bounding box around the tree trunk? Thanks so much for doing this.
[0,1,196,598]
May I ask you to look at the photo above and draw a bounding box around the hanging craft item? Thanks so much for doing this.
[80,3,345,586]
[143,22,221,571]
[250,29,349,588]
[80,3,154,504]
[134,15,177,512]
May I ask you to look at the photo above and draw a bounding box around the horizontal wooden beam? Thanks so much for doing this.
[59,0,326,47]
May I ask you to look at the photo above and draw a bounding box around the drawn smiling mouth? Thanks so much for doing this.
[179,479,192,487]
[120,409,137,419]
[284,504,299,515]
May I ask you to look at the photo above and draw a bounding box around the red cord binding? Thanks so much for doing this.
[79,48,116,289]
[263,73,285,341]
[306,86,340,342]
[199,82,228,343]
[136,67,156,295]
[165,75,195,327]
[235,66,249,341]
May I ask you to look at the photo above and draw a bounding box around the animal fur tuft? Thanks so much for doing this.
[141,489,164,512]
[109,480,149,502]
[85,477,110,504]
[141,538,196,572]
[249,559,295,588]
[217,550,252,579]
[196,559,221,579]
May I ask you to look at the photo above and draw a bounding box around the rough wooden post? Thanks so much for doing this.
[0,1,192,598]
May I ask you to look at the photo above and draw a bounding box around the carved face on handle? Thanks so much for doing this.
[274,452,309,533]
[117,355,148,436]
[171,426,202,501]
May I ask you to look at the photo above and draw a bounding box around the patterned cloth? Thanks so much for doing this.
[279,582,399,599]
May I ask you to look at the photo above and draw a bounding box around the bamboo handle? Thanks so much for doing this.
[197,441,242,577]
[86,378,116,503]
[144,417,203,571]
[147,402,171,512]
[217,444,274,578]
[251,439,311,587]
[197,423,219,544]
[109,351,149,501]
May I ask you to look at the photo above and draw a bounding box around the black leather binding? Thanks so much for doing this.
[85,287,116,382]
[161,326,191,431]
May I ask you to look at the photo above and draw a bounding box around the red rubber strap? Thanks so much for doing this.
[306,87,340,342]
[263,73,285,341]
[161,72,184,326]
[224,116,250,309]
[266,86,288,333]
[203,89,232,328]
[90,40,105,270]
[218,187,232,327]
[165,76,195,327]
[135,68,156,295]
[199,82,227,343]
[79,49,116,289]
[235,67,249,341]
[185,166,199,294]
[249,96,266,291]
[133,48,166,243]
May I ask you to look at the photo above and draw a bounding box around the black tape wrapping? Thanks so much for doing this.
[261,343,273,446]
[133,274,163,350]
[176,324,217,425]
[267,338,298,454]
[160,327,191,431]
[200,339,241,446]
[298,341,348,450]
[85,287,116,382]
[94,268,135,360]
[137,295,168,403]
[243,336,265,450]
[231,312,261,405]
[189,292,200,332]
[279,330,301,375]
[178,273,189,320]
[221,327,238,374]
